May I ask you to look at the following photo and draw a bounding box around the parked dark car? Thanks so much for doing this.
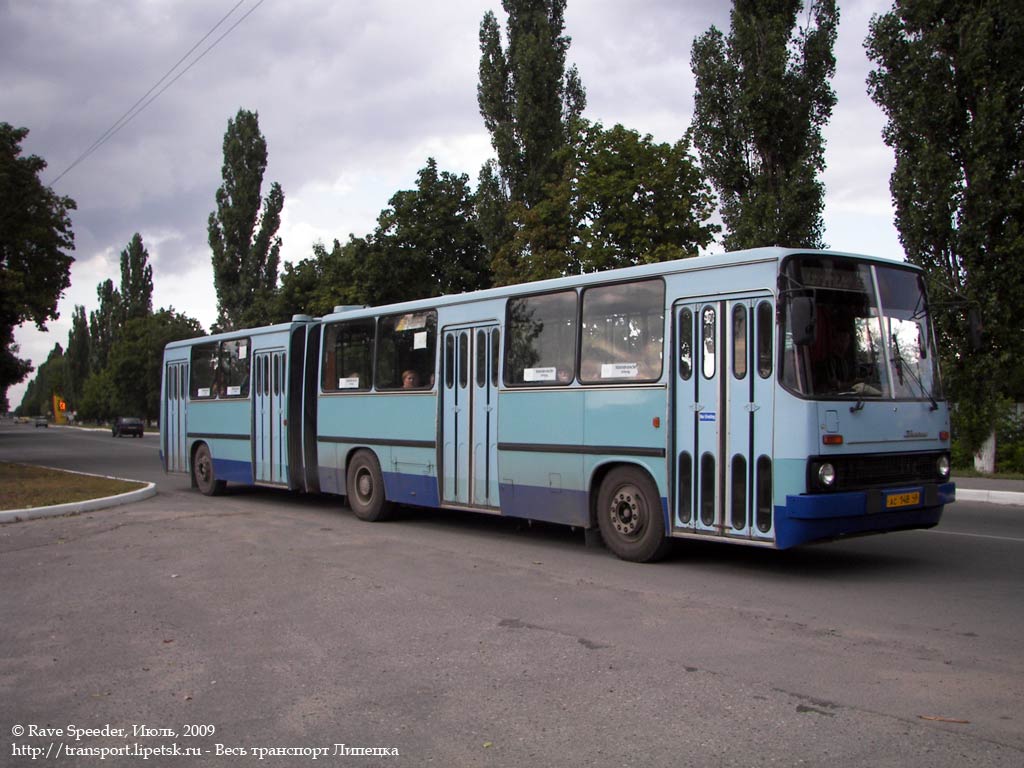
[112,417,144,438]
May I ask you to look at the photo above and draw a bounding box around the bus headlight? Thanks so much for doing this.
[817,462,836,487]
[937,455,950,479]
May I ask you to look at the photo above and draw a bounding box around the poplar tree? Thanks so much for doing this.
[65,305,90,410]
[208,109,284,330]
[119,232,153,321]
[478,0,586,282]
[866,0,1024,464]
[691,0,838,250]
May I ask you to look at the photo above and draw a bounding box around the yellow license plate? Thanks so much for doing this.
[886,491,921,509]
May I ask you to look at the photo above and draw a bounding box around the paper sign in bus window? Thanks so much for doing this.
[197,387,211,397]
[226,385,241,396]
[338,377,360,389]
[524,367,556,382]
[602,362,639,379]
[413,331,427,350]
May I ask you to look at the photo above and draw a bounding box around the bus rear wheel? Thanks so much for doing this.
[346,450,393,522]
[597,467,671,562]
[193,443,225,496]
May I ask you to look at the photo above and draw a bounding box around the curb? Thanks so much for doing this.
[956,489,1024,507]
[0,466,156,524]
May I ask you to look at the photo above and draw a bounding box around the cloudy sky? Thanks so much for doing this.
[3,0,900,408]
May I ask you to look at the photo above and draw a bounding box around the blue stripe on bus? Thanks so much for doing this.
[212,457,253,485]
[499,483,590,527]
[382,471,440,508]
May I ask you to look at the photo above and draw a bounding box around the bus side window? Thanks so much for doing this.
[190,342,218,399]
[580,279,664,383]
[323,318,374,392]
[679,309,693,380]
[732,304,747,379]
[757,301,773,378]
[377,310,437,390]
[702,306,716,379]
[505,290,577,386]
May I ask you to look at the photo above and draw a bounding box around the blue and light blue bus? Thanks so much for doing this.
[161,247,955,561]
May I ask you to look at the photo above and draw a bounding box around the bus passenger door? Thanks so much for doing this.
[724,295,774,539]
[442,324,500,509]
[164,361,188,473]
[674,300,724,534]
[254,350,288,484]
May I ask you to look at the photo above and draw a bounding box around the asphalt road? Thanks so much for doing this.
[1,423,1022,767]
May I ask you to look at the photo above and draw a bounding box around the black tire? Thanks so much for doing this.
[596,466,671,562]
[346,450,393,522]
[193,443,226,496]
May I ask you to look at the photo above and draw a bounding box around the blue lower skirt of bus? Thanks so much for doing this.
[382,471,440,508]
[774,482,955,549]
[212,457,253,485]
[498,483,591,527]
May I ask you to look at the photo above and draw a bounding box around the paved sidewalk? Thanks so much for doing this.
[952,475,1024,506]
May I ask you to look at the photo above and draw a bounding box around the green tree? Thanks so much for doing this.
[691,0,838,250]
[208,109,284,330]
[573,122,719,271]
[88,278,121,372]
[119,232,153,321]
[16,343,65,417]
[105,309,204,421]
[0,123,76,411]
[65,304,90,410]
[866,0,1024,462]
[374,158,490,298]
[277,238,364,319]
[280,159,491,313]
[478,0,586,281]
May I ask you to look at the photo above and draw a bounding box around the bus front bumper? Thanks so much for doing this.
[774,482,956,549]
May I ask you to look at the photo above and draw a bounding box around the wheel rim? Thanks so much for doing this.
[355,467,373,505]
[197,452,211,484]
[608,483,648,539]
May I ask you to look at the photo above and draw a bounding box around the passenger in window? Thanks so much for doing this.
[402,370,421,389]
[557,368,573,384]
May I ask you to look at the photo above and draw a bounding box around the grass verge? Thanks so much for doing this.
[0,463,146,511]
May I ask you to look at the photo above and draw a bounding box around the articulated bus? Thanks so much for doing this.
[161,247,955,561]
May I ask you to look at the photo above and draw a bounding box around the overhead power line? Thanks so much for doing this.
[49,0,265,187]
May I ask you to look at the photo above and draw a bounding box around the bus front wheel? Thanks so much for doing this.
[597,467,671,563]
[346,450,393,522]
[193,444,226,496]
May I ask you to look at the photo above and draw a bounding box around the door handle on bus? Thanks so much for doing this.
[690,404,705,412]
[744,403,760,412]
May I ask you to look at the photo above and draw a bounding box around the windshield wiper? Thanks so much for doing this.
[891,335,938,411]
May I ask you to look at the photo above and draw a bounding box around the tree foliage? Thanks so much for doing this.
[104,310,204,421]
[478,0,586,281]
[691,0,838,250]
[573,123,719,271]
[120,232,154,321]
[16,344,65,417]
[866,0,1024,452]
[88,278,122,373]
[279,158,491,314]
[0,123,76,410]
[208,109,283,330]
[65,305,90,410]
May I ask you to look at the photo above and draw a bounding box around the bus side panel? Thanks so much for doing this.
[583,386,669,508]
[188,399,254,485]
[317,392,439,506]
[497,390,586,526]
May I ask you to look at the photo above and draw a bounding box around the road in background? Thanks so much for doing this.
[1,424,1021,766]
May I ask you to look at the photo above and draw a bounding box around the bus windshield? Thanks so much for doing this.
[780,255,942,402]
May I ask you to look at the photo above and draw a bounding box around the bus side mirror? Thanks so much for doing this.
[968,306,983,352]
[790,296,817,346]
